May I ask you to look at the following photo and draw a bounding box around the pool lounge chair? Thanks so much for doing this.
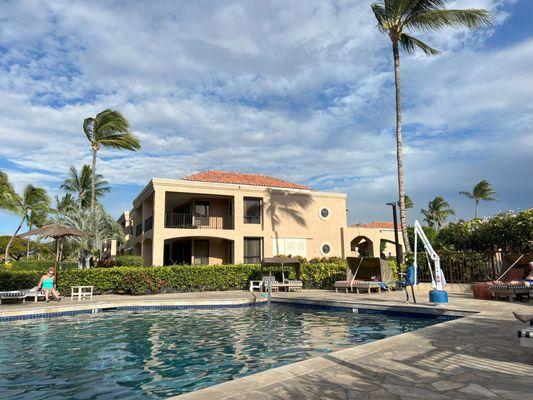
[22,286,46,302]
[518,327,533,348]
[0,291,26,305]
[334,277,356,293]
[262,276,282,292]
[351,280,383,294]
[283,279,303,292]
[490,284,531,302]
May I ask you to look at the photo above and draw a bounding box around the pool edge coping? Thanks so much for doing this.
[0,298,267,322]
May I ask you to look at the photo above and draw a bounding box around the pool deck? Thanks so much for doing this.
[1,290,532,399]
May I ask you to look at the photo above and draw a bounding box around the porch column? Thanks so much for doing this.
[233,195,244,264]
[151,187,165,266]
[234,237,244,264]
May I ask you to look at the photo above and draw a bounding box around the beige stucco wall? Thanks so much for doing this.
[119,178,403,266]
[342,226,404,259]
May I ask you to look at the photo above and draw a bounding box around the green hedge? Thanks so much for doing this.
[10,259,78,271]
[115,255,144,267]
[0,263,345,295]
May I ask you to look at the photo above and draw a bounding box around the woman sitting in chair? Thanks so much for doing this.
[37,269,61,303]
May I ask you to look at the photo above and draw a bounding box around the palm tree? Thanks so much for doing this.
[459,180,497,218]
[398,194,414,209]
[0,170,17,213]
[421,196,455,229]
[4,185,50,262]
[58,203,123,268]
[83,109,140,210]
[25,207,48,258]
[371,1,491,252]
[61,165,110,209]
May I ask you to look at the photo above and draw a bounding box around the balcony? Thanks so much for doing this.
[144,216,153,232]
[165,213,233,230]
[135,223,143,237]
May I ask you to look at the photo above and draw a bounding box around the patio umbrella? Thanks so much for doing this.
[261,257,301,281]
[18,224,90,286]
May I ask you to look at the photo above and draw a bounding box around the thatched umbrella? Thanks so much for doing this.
[18,224,90,286]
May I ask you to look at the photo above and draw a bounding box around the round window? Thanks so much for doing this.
[321,244,331,255]
[319,207,330,220]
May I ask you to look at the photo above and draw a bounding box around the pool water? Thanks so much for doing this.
[0,304,443,399]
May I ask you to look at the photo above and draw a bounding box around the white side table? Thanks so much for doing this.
[71,286,94,301]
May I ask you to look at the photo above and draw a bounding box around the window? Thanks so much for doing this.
[272,238,307,257]
[319,207,330,220]
[244,238,262,264]
[243,198,261,224]
[194,240,209,265]
[321,243,331,255]
[195,201,210,227]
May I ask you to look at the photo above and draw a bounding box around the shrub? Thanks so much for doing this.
[300,262,346,288]
[0,262,346,295]
[115,256,144,267]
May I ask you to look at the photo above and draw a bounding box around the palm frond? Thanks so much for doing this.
[83,118,94,143]
[371,2,388,32]
[406,9,492,31]
[97,132,141,151]
[93,109,130,139]
[404,0,449,18]
[400,33,440,55]
[473,180,497,201]
[61,164,110,207]
[459,190,474,200]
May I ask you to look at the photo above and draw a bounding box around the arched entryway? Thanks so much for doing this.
[350,236,374,257]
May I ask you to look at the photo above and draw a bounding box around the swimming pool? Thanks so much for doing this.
[0,304,446,399]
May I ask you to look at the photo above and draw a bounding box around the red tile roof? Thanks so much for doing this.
[182,170,311,190]
[352,221,395,229]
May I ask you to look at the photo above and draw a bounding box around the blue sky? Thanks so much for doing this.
[1,0,532,235]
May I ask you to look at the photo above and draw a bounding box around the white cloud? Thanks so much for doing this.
[0,0,531,231]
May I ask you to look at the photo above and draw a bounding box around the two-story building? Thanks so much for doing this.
[114,170,404,266]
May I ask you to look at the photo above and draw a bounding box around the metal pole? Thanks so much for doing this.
[387,202,407,302]
[391,203,402,266]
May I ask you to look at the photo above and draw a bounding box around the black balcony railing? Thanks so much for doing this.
[135,223,143,237]
[165,213,233,229]
[144,216,153,232]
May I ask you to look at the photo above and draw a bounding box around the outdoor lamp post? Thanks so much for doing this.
[385,202,402,267]
[386,201,416,303]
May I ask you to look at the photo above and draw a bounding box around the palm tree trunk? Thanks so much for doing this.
[475,200,479,218]
[26,223,32,259]
[392,40,412,254]
[4,215,25,262]
[91,148,97,211]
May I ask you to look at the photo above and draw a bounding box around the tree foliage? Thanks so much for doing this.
[421,196,455,229]
[436,209,533,253]
[83,109,140,210]
[56,204,124,267]
[459,179,497,218]
[61,164,110,208]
